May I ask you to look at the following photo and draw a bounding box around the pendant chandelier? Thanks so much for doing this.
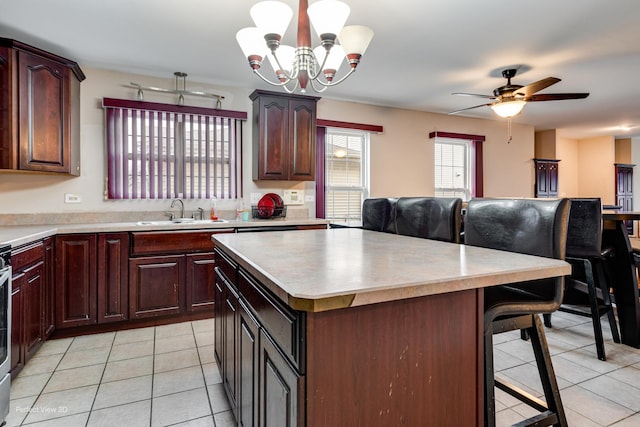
[236,0,374,93]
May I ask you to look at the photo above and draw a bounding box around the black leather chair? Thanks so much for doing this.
[465,197,570,427]
[362,197,462,243]
[362,197,396,233]
[545,198,620,360]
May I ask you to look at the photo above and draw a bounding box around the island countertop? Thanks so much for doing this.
[212,228,571,312]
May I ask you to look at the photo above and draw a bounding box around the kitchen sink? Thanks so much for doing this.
[135,219,227,226]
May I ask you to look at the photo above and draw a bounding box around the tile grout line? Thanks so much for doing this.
[83,332,117,427]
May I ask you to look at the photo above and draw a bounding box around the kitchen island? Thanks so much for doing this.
[212,228,571,426]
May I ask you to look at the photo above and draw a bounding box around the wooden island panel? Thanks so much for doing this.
[305,289,482,426]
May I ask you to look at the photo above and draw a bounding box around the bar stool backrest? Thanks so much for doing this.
[361,197,462,243]
[566,198,602,259]
[362,197,396,233]
[464,198,569,260]
[395,197,462,242]
[464,197,570,316]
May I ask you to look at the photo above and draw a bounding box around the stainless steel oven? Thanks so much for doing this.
[0,244,11,424]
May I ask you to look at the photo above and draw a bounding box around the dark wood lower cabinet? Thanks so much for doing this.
[55,234,97,328]
[97,233,129,323]
[238,299,259,427]
[11,239,50,376]
[129,255,185,319]
[23,260,44,362]
[215,248,304,427]
[42,237,55,338]
[10,277,23,375]
[186,253,215,312]
[259,330,301,427]
[223,278,239,416]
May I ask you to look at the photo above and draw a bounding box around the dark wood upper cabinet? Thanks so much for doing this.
[534,158,559,198]
[0,38,85,175]
[250,89,320,181]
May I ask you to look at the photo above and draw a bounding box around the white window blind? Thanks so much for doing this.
[325,129,369,226]
[103,98,245,200]
[434,137,471,200]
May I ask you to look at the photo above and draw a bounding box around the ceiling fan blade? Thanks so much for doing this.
[452,92,496,100]
[526,93,590,101]
[448,102,494,115]
[513,77,561,97]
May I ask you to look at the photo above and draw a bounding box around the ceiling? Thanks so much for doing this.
[2,0,639,139]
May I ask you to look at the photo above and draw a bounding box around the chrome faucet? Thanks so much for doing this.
[171,198,184,219]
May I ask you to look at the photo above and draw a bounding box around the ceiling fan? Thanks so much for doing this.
[449,68,590,118]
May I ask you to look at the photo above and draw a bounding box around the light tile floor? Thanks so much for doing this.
[5,319,235,427]
[4,313,640,426]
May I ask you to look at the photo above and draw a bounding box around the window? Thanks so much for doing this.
[431,131,484,200]
[434,138,471,200]
[324,128,370,226]
[103,98,246,200]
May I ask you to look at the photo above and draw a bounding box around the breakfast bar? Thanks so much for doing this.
[212,228,571,426]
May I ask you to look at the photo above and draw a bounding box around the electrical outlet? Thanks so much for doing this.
[64,193,82,203]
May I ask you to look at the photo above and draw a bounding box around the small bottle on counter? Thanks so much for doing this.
[236,199,244,221]
[210,197,218,220]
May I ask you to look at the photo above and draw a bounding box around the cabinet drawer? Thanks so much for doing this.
[12,241,44,272]
[214,248,237,284]
[131,231,220,256]
[237,269,304,371]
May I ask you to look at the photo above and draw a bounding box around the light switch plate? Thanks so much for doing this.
[283,190,304,205]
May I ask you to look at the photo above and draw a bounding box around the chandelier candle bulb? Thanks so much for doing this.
[236,0,373,93]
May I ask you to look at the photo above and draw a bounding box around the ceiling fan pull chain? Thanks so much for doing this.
[507,118,513,143]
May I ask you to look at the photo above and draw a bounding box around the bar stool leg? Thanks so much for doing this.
[529,314,568,427]
[484,327,496,427]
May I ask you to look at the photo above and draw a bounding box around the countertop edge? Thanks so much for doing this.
[1,218,329,247]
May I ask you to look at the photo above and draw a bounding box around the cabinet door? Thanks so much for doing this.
[55,234,97,328]
[535,162,549,197]
[18,51,71,174]
[288,98,316,181]
[259,330,302,427]
[23,261,44,362]
[223,279,239,414]
[0,46,14,170]
[547,162,559,196]
[97,233,129,323]
[214,270,225,367]
[10,274,24,375]
[256,95,288,180]
[129,255,185,319]
[42,237,55,338]
[239,299,260,427]
[186,253,215,312]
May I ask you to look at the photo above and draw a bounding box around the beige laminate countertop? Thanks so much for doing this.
[0,218,328,247]
[213,228,572,312]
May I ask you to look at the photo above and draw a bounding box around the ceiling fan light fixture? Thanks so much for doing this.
[491,100,526,118]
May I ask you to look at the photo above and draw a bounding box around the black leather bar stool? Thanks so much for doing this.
[545,198,620,361]
[361,197,462,243]
[465,198,570,427]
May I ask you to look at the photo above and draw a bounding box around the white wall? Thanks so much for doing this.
[0,67,537,216]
